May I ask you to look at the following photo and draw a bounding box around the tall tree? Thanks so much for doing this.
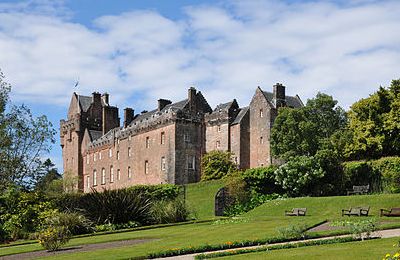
[346,80,400,159]
[0,69,56,190]
[271,92,347,160]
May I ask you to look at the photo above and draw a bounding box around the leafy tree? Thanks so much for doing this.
[201,150,236,181]
[271,92,347,160]
[346,80,400,159]
[0,69,56,190]
[34,159,62,194]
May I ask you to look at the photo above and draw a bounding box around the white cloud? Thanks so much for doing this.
[0,0,399,111]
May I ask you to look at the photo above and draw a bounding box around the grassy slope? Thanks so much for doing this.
[245,193,400,219]
[2,193,400,259]
[217,237,400,260]
[186,180,224,219]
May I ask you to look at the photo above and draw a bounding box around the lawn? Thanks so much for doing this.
[216,237,400,259]
[1,193,400,259]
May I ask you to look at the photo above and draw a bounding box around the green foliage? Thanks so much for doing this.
[95,221,139,232]
[271,92,347,160]
[74,188,152,225]
[45,212,94,235]
[343,157,400,193]
[126,184,181,201]
[201,151,236,181]
[277,224,308,240]
[330,218,378,241]
[0,187,55,240]
[150,198,190,224]
[274,155,325,197]
[0,69,56,191]
[38,226,71,251]
[240,166,280,194]
[346,80,400,159]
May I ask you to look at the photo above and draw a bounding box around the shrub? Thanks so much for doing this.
[240,166,281,194]
[330,218,378,241]
[150,198,190,224]
[201,151,236,181]
[277,224,308,240]
[95,221,139,232]
[45,212,94,235]
[0,223,9,243]
[78,189,152,224]
[372,157,400,193]
[38,226,71,251]
[274,155,325,197]
[343,161,381,192]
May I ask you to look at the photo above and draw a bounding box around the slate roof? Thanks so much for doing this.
[78,95,92,112]
[262,91,303,108]
[213,100,235,112]
[129,99,189,126]
[89,130,102,141]
[232,106,249,125]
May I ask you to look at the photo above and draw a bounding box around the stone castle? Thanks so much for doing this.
[60,84,303,192]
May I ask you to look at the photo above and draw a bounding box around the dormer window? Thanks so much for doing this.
[260,109,264,118]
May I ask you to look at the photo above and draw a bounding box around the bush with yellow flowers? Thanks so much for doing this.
[38,226,71,251]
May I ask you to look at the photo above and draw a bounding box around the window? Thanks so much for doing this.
[217,125,221,132]
[145,160,149,174]
[128,147,131,157]
[86,155,89,164]
[187,155,195,170]
[260,109,264,118]
[117,169,121,180]
[109,148,112,158]
[128,167,132,179]
[234,157,238,164]
[117,151,120,160]
[101,168,106,185]
[184,133,190,143]
[117,139,120,144]
[161,157,166,171]
[161,132,165,144]
[216,140,220,149]
[72,157,74,166]
[146,137,150,148]
[93,170,97,186]
[99,151,102,160]
[86,176,90,189]
[128,135,132,141]
[260,136,264,144]
[110,166,114,183]
[94,153,97,162]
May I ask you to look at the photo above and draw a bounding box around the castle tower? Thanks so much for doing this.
[60,92,119,192]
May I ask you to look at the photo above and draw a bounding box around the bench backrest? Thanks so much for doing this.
[293,208,306,214]
[353,185,370,192]
[391,208,400,213]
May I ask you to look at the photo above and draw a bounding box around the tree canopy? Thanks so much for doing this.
[271,92,347,160]
[0,69,56,191]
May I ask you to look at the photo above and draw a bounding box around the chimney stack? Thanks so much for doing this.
[188,87,196,103]
[273,83,286,108]
[92,92,101,104]
[158,99,172,111]
[124,108,135,127]
[101,93,109,105]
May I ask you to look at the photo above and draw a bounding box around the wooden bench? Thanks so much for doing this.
[347,185,370,195]
[285,208,307,216]
[380,208,400,217]
[342,206,370,216]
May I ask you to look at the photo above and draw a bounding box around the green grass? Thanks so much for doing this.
[245,193,400,219]
[215,237,400,259]
[2,193,400,259]
[186,180,224,219]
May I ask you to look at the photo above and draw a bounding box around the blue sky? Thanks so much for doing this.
[0,0,399,171]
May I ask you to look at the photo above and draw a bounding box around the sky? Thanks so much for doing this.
[0,0,399,171]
